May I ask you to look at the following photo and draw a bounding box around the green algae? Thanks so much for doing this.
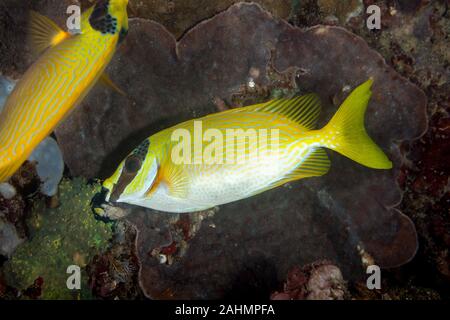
[4,178,113,299]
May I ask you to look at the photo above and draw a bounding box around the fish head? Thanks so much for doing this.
[91,138,158,217]
[88,0,129,36]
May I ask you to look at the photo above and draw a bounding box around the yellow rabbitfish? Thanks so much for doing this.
[0,0,129,182]
[96,79,392,214]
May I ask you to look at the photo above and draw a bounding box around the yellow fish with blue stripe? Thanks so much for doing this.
[93,79,392,214]
[0,0,129,182]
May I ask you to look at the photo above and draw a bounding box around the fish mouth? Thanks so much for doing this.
[90,186,112,221]
[91,186,132,221]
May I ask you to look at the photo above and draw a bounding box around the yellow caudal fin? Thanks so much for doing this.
[323,78,393,169]
[29,11,71,55]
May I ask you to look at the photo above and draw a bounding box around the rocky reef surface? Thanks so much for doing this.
[0,0,448,300]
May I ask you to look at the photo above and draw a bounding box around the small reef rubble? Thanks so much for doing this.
[0,162,40,260]
[86,221,143,300]
[271,260,441,300]
[271,261,348,300]
[147,208,218,267]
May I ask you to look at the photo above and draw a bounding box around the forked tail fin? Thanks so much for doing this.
[322,78,393,169]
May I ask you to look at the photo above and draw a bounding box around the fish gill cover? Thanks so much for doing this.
[46,3,428,299]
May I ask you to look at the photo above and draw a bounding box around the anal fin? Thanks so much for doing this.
[291,147,331,178]
[263,148,331,191]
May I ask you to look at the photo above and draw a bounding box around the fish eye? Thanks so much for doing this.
[124,155,141,174]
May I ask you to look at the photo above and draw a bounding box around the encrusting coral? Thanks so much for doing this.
[3,178,113,299]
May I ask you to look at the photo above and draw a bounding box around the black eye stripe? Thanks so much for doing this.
[124,155,142,173]
[109,139,151,202]
[110,157,142,202]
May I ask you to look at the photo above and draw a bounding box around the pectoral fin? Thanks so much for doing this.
[146,148,189,199]
[99,73,126,96]
[29,11,71,54]
[159,163,189,198]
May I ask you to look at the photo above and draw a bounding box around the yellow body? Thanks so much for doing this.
[99,79,392,214]
[0,0,129,181]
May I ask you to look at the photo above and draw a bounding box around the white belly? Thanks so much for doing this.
[140,146,302,213]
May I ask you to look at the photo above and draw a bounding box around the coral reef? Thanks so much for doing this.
[51,3,426,298]
[147,208,218,267]
[289,0,450,299]
[0,0,447,300]
[3,178,113,299]
[86,221,143,300]
[271,261,348,300]
[0,161,40,261]
[79,0,292,39]
[272,260,441,300]
[350,280,441,300]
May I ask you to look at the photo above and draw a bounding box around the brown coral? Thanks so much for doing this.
[51,3,428,299]
[271,261,347,300]
[0,1,429,299]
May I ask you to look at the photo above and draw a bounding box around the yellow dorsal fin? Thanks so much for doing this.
[215,94,323,130]
[99,73,126,96]
[254,94,322,130]
[29,11,70,55]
